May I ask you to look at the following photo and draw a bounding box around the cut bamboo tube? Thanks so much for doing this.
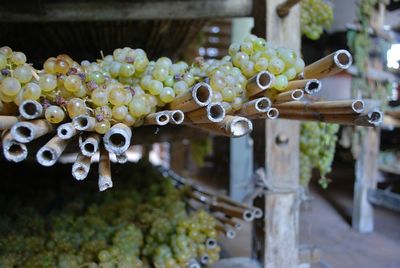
[0,115,18,130]
[18,100,43,119]
[302,50,353,79]
[72,115,97,131]
[216,194,262,219]
[72,152,91,181]
[57,122,78,140]
[246,71,274,96]
[248,107,280,120]
[213,213,242,230]
[276,0,302,17]
[36,135,69,166]
[211,202,254,222]
[285,79,322,94]
[115,152,128,164]
[236,97,271,117]
[166,110,185,124]
[273,89,304,104]
[200,254,210,266]
[103,123,132,155]
[187,259,201,268]
[11,119,54,143]
[279,109,383,127]
[216,221,236,239]
[79,133,101,157]
[197,115,253,137]
[169,82,212,112]
[186,189,211,204]
[1,130,28,162]
[186,102,225,123]
[221,102,233,115]
[274,100,365,115]
[98,144,113,191]
[205,238,218,249]
[144,111,170,126]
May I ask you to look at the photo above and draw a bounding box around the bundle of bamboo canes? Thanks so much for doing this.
[0,49,383,191]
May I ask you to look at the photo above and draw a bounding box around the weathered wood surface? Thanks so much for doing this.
[0,0,253,21]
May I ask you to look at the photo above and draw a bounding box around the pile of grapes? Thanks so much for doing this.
[301,0,334,40]
[0,161,220,268]
[0,34,304,132]
[300,122,339,188]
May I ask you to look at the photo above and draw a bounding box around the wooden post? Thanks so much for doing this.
[253,0,300,267]
[352,128,380,232]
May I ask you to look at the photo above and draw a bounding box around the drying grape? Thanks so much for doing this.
[45,105,65,123]
[39,74,57,92]
[67,98,87,118]
[22,83,41,100]
[11,51,27,65]
[14,65,33,83]
[1,77,21,96]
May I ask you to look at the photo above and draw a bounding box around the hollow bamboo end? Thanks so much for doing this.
[206,238,217,249]
[99,175,113,191]
[115,153,128,164]
[57,123,77,140]
[19,100,43,120]
[73,115,95,131]
[226,228,236,239]
[156,112,170,126]
[291,89,304,101]
[103,124,132,155]
[334,49,353,70]
[200,255,210,265]
[368,109,383,126]
[234,221,242,230]
[267,107,280,120]
[3,140,28,163]
[170,110,184,124]
[230,117,253,137]
[243,210,255,222]
[352,100,365,113]
[257,70,274,90]
[11,122,34,143]
[253,208,263,219]
[304,79,322,94]
[255,97,272,112]
[81,138,99,157]
[207,102,226,123]
[188,259,201,268]
[36,147,58,166]
[193,82,212,107]
[72,162,90,181]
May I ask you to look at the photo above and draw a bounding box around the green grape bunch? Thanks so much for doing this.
[301,0,334,40]
[300,122,339,188]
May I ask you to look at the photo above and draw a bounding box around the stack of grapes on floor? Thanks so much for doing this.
[0,160,262,268]
[0,34,382,191]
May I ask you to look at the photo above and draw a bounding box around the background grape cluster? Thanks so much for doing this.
[301,0,334,40]
[0,160,220,268]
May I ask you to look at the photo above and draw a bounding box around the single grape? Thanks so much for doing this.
[22,83,41,100]
[64,75,82,93]
[91,88,109,106]
[67,98,87,118]
[45,105,65,123]
[112,105,128,121]
[39,74,57,92]
[95,120,111,134]
[1,77,21,96]
[159,87,175,103]
[11,51,27,65]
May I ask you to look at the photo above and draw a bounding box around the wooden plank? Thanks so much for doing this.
[352,128,380,232]
[368,189,400,213]
[0,0,253,21]
[252,0,301,267]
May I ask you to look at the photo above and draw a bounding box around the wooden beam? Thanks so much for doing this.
[0,0,253,21]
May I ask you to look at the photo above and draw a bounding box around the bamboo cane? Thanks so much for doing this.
[0,115,18,130]
[205,238,218,249]
[103,123,132,155]
[210,202,254,222]
[274,100,364,115]
[72,115,97,132]
[186,102,225,123]
[115,152,128,164]
[216,221,236,239]
[301,50,353,79]
[79,133,101,157]
[144,111,170,126]
[285,79,322,94]
[57,122,78,140]
[200,254,210,266]
[98,144,112,191]
[169,82,212,112]
[18,100,43,120]
[187,259,201,268]
[273,89,304,104]
[72,152,91,181]
[279,108,383,127]
[248,107,280,120]
[246,71,274,97]
[213,213,242,230]
[216,194,262,219]
[165,110,185,124]
[1,130,28,162]
[0,102,18,116]
[11,119,54,143]
[236,97,271,117]
[36,135,69,166]
[196,115,253,137]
